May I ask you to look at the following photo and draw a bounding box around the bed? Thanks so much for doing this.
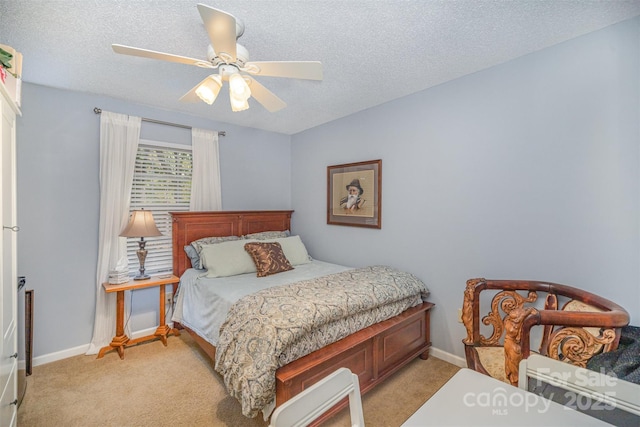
[170,210,434,422]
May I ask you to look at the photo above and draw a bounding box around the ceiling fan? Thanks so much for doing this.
[112,3,322,113]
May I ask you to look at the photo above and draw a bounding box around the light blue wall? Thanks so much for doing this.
[15,16,639,362]
[16,84,291,357]
[291,17,640,358]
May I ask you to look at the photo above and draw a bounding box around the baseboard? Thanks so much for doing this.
[30,324,173,367]
[32,343,91,367]
[429,346,467,368]
[31,328,466,369]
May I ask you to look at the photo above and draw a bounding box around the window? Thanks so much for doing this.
[126,140,192,276]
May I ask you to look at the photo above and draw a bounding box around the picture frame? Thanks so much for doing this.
[327,159,382,228]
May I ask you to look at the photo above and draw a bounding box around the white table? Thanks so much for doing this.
[401,368,612,426]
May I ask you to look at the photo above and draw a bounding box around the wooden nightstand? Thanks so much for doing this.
[97,275,181,359]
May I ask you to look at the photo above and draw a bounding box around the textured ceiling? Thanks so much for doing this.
[2,1,639,135]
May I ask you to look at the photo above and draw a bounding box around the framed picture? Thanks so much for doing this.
[327,159,382,228]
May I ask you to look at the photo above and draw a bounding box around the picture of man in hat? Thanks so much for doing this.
[340,179,366,212]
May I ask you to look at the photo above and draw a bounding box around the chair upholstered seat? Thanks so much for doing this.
[475,347,544,384]
[475,347,508,383]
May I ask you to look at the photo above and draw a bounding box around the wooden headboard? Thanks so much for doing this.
[170,210,293,278]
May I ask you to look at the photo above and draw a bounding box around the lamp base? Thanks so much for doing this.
[134,241,149,281]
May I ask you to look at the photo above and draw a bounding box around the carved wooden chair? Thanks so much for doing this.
[461,278,629,386]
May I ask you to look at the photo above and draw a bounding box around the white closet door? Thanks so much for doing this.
[0,87,18,427]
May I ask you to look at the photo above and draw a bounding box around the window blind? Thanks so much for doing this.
[126,143,192,275]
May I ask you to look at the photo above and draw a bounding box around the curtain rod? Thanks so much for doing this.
[93,108,226,137]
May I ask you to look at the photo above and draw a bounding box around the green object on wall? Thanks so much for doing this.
[0,47,13,70]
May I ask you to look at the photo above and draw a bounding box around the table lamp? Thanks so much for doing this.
[120,209,162,280]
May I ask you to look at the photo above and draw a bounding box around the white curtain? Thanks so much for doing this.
[189,128,222,211]
[86,111,141,355]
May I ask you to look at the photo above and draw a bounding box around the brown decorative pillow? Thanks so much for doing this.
[244,242,294,277]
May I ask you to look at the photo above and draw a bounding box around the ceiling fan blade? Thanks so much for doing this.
[112,44,211,68]
[245,77,287,112]
[179,76,214,103]
[197,4,237,63]
[242,61,323,80]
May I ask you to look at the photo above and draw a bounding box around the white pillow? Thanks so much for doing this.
[201,239,258,278]
[267,236,312,266]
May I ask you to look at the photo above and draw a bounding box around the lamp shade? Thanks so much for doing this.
[230,93,250,112]
[229,73,251,111]
[120,210,162,238]
[195,75,222,105]
[228,73,251,100]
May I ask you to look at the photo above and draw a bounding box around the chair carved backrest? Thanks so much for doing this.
[462,278,629,386]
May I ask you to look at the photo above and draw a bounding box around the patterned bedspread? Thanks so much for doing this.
[214,265,430,418]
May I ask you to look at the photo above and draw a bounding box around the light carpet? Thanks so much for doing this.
[18,333,459,426]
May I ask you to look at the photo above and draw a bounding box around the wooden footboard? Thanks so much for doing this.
[276,302,433,423]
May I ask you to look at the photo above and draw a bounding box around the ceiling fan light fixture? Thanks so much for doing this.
[228,73,251,112]
[228,73,251,100]
[230,92,250,112]
[112,4,322,114]
[195,75,222,105]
